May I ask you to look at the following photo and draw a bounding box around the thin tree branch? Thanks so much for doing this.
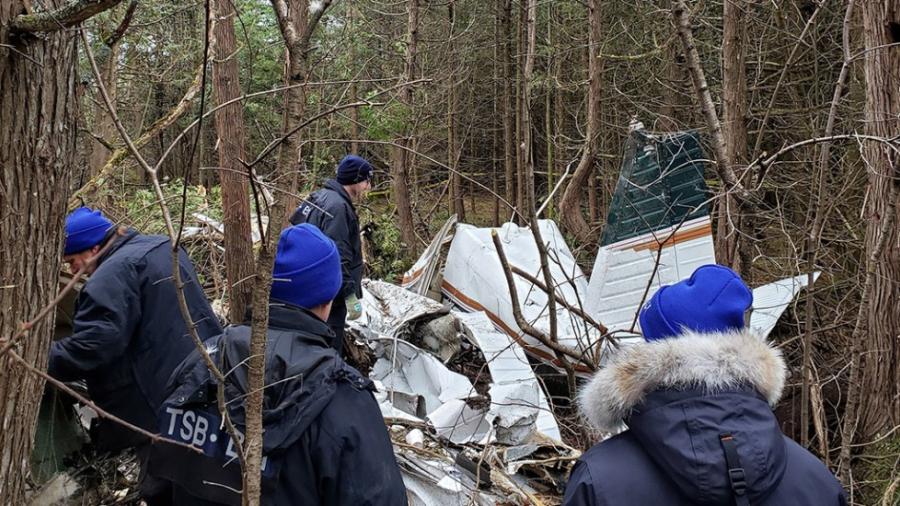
[103,0,138,47]
[6,350,202,454]
[750,1,822,160]
[752,134,900,188]
[71,59,207,206]
[510,265,608,337]
[301,0,333,49]
[491,230,596,371]
[241,79,430,170]
[671,0,743,195]
[150,79,426,188]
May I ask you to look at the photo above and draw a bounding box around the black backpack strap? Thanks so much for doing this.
[719,434,751,506]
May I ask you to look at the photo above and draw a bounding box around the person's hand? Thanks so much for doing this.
[346,294,362,320]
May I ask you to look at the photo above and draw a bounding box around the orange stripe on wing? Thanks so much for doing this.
[441,281,593,373]
[630,221,713,252]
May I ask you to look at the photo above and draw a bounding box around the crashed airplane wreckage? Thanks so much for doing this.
[32,128,817,505]
[344,127,818,504]
[400,127,816,369]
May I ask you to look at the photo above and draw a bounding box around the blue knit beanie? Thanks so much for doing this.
[270,224,342,309]
[638,264,753,342]
[335,155,373,185]
[64,207,114,255]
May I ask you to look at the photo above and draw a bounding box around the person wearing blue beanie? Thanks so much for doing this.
[564,264,846,506]
[638,264,753,341]
[51,206,222,504]
[62,206,115,272]
[271,224,343,316]
[152,223,406,505]
[290,155,373,354]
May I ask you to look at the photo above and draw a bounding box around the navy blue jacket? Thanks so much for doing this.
[48,231,222,450]
[564,330,847,506]
[151,302,407,505]
[290,179,363,299]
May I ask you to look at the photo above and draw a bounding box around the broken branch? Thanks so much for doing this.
[6,349,202,454]
[509,265,607,336]
[490,230,596,371]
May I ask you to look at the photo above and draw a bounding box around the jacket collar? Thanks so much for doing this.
[579,329,786,433]
[247,300,334,346]
[324,178,354,208]
[97,228,138,265]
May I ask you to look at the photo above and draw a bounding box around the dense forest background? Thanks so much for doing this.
[1,0,898,504]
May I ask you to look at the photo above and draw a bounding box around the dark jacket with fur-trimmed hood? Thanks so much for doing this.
[564,330,847,506]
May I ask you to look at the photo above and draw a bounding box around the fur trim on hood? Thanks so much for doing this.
[579,329,786,433]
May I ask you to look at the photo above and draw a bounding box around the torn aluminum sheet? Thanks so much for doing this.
[402,214,457,295]
[358,281,562,443]
[357,279,448,336]
[442,220,604,373]
[373,380,424,422]
[396,448,514,506]
[427,399,493,445]
[356,280,458,360]
[455,311,561,444]
[750,272,820,337]
[371,338,478,424]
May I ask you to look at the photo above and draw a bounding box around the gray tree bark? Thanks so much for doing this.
[212,0,254,322]
[0,0,111,501]
[559,0,602,243]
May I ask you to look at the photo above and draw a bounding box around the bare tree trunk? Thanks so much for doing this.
[88,1,136,176]
[90,42,120,172]
[515,0,526,217]
[258,1,332,503]
[212,0,254,322]
[501,0,515,219]
[0,1,102,502]
[522,0,536,209]
[392,0,418,252]
[803,0,855,452]
[544,1,554,219]
[559,0,602,243]
[348,5,359,156]
[717,0,750,274]
[447,0,465,220]
[858,0,900,441]
[671,0,755,278]
[554,45,565,220]
[492,5,501,226]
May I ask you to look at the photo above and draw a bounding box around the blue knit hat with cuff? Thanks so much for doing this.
[335,155,373,185]
[638,264,753,342]
[64,207,114,255]
[270,224,342,309]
